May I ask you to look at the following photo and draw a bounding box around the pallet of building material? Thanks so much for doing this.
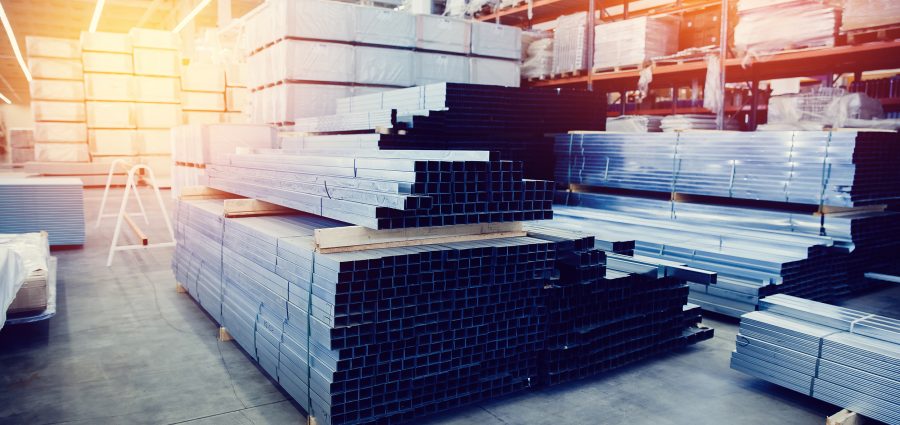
[1,232,55,328]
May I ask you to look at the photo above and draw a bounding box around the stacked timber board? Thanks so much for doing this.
[284,83,606,180]
[173,198,711,425]
[554,131,900,208]
[0,177,85,246]
[206,149,555,229]
[545,205,843,317]
[560,192,900,295]
[731,294,899,425]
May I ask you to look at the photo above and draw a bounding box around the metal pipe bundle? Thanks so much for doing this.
[207,149,554,230]
[554,131,900,208]
[731,295,900,425]
[172,199,711,425]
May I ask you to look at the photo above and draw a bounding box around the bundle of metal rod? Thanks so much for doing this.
[730,295,899,425]
[546,205,843,317]
[559,192,900,295]
[285,83,606,180]
[554,131,900,208]
[206,149,554,230]
[172,199,711,425]
[0,176,85,246]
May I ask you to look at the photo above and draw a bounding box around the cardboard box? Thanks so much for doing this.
[183,111,223,125]
[32,101,86,122]
[80,31,132,53]
[135,103,181,128]
[181,63,225,92]
[82,52,133,74]
[29,79,84,101]
[34,143,90,162]
[225,63,247,87]
[86,101,136,128]
[129,28,180,50]
[34,122,88,143]
[133,48,180,77]
[134,76,180,103]
[226,87,248,112]
[182,91,225,112]
[136,129,171,155]
[27,57,83,80]
[84,73,134,101]
[89,129,138,156]
[25,36,80,59]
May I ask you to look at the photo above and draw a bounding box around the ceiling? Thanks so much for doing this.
[0,0,262,104]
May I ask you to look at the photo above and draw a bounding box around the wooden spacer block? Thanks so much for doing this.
[223,198,296,218]
[218,327,234,342]
[175,282,187,293]
[315,222,526,253]
[827,409,865,425]
[179,185,243,201]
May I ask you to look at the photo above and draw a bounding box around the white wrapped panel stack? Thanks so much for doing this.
[470,21,522,60]
[80,32,136,165]
[25,36,88,164]
[469,57,521,87]
[129,28,181,185]
[552,13,588,75]
[225,63,249,123]
[181,62,226,127]
[592,16,679,70]
[355,7,415,47]
[414,53,470,85]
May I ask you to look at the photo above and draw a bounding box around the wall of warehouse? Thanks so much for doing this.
[1,104,34,128]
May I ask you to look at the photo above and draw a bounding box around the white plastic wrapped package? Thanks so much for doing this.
[250,83,351,124]
[414,53,470,85]
[593,16,678,70]
[27,57,83,80]
[552,13,588,74]
[0,233,48,329]
[247,0,356,49]
[34,122,87,143]
[135,103,182,128]
[416,15,471,54]
[29,79,84,101]
[136,129,171,155]
[826,93,884,128]
[129,28,180,50]
[34,143,90,162]
[222,112,249,124]
[182,63,226,92]
[25,36,80,59]
[80,31,132,53]
[842,0,900,31]
[522,35,553,79]
[133,48,181,77]
[86,102,136,128]
[248,40,355,88]
[82,52,133,74]
[88,129,138,156]
[134,76,180,103]
[470,21,522,60]
[226,87,249,112]
[183,111,223,125]
[182,91,226,112]
[32,101,86,123]
[84,74,134,101]
[734,0,836,61]
[355,47,414,87]
[605,115,662,132]
[355,7,415,47]
[469,57,521,87]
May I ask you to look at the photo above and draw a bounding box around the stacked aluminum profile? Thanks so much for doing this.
[206,149,554,230]
[0,176,85,246]
[173,199,712,425]
[555,131,900,208]
[731,294,900,425]
[546,205,842,317]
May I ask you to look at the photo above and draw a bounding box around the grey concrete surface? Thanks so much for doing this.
[1,187,897,425]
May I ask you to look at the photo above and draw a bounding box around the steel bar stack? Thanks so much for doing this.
[172,195,712,425]
[284,83,606,180]
[731,294,900,425]
[206,149,555,229]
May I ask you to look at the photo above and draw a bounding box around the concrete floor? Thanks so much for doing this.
[1,187,898,425]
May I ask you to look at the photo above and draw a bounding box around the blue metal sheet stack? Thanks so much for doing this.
[206,150,554,230]
[554,131,900,208]
[286,83,606,180]
[172,198,712,424]
[731,294,900,425]
[0,176,85,246]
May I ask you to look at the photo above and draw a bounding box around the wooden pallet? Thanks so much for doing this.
[526,74,551,82]
[592,64,641,74]
[845,24,900,45]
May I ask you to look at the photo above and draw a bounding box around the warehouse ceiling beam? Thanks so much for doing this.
[173,0,212,33]
[0,0,31,82]
[89,0,105,32]
[135,0,165,29]
[0,90,11,104]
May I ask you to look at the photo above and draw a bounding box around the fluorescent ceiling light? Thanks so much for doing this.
[173,0,212,33]
[0,1,32,82]
[0,91,11,105]
[89,0,106,32]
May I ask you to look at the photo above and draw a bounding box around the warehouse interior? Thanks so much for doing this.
[0,0,899,424]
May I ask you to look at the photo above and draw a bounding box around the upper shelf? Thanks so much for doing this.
[476,0,718,27]
[528,41,900,90]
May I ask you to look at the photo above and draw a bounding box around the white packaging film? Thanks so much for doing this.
[32,101,86,123]
[226,87,248,112]
[469,57,521,87]
[415,15,471,54]
[25,36,81,59]
[86,102,136,128]
[355,7,415,47]
[34,143,90,162]
[80,31,132,53]
[89,129,138,156]
[355,47,414,87]
[136,129,172,155]
[470,22,522,60]
[34,122,88,143]
[84,73,134,101]
[30,79,85,102]
[593,16,679,70]
[27,57,83,80]
[182,63,226,92]
[133,48,181,77]
[247,0,357,49]
[135,103,182,128]
[250,84,352,124]
[183,111,224,125]
[413,53,470,85]
[226,63,247,87]
[82,52,134,74]
[134,76,181,103]
[129,28,180,50]
[182,91,226,112]
[552,13,588,74]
